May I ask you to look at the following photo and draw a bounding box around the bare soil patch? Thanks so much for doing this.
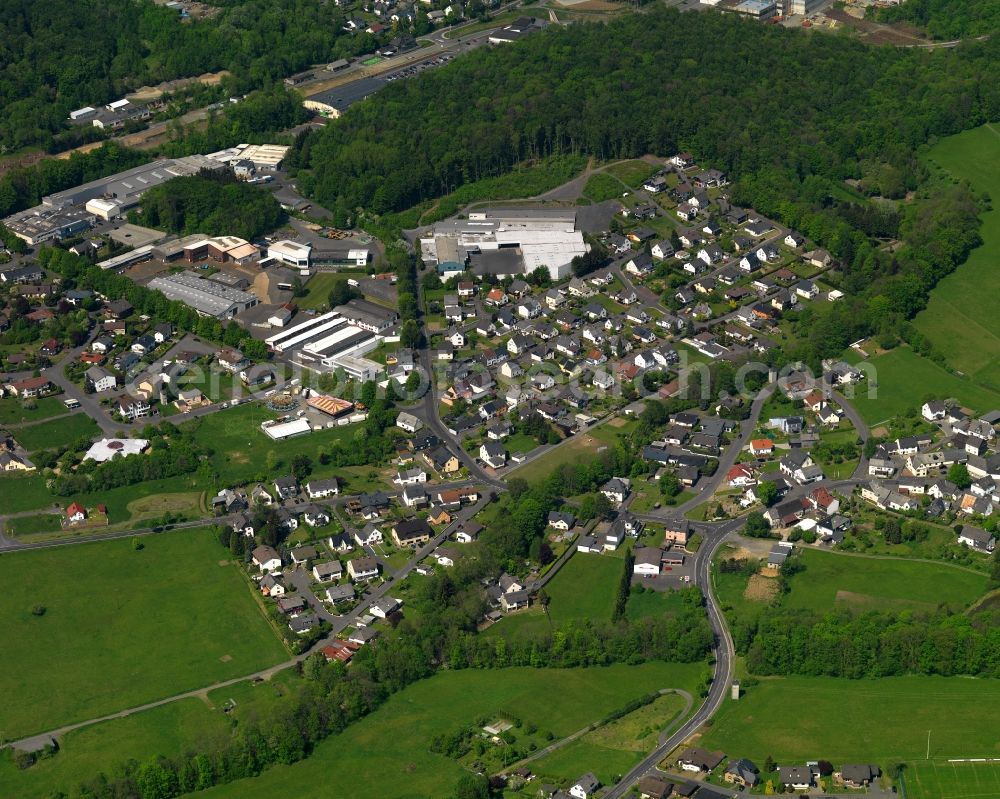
[744,573,779,603]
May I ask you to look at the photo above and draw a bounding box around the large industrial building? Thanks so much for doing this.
[147,271,259,318]
[265,305,388,380]
[37,156,223,213]
[204,143,290,171]
[4,207,94,246]
[420,208,588,281]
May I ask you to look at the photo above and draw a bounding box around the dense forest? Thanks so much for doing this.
[0,87,305,220]
[139,172,286,241]
[287,8,997,368]
[872,0,1000,40]
[0,0,418,154]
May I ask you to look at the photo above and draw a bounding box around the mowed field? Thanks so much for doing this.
[916,124,1000,393]
[784,548,988,614]
[507,417,637,482]
[13,412,102,452]
[200,663,705,799]
[845,346,1000,425]
[0,527,288,739]
[699,675,1000,765]
[904,760,1000,799]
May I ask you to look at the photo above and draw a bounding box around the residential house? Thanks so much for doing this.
[480,440,507,469]
[778,766,814,791]
[354,523,384,547]
[568,773,600,799]
[392,518,433,548]
[678,747,725,773]
[313,561,343,582]
[958,526,996,553]
[601,477,631,504]
[116,394,149,420]
[836,765,881,790]
[347,556,379,581]
[305,478,339,499]
[252,545,282,573]
[724,759,759,789]
[273,475,299,499]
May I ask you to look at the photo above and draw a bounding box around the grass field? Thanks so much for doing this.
[583,172,627,203]
[547,552,622,624]
[625,587,685,621]
[0,670,303,799]
[180,402,379,485]
[699,674,1000,766]
[604,159,659,188]
[0,527,287,739]
[0,473,60,514]
[200,663,705,799]
[507,418,636,482]
[0,396,67,426]
[904,760,1000,799]
[13,413,101,452]
[714,546,989,625]
[299,272,351,311]
[529,692,689,787]
[915,125,1000,393]
[5,512,63,536]
[845,347,1000,425]
[784,548,987,614]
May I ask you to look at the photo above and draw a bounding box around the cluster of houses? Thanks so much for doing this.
[674,747,881,793]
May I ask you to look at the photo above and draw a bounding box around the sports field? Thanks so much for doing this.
[201,662,704,799]
[916,124,1000,393]
[0,527,288,739]
[903,760,1000,799]
[699,674,1000,766]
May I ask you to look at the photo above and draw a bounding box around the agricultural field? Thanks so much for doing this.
[915,125,1000,393]
[699,674,1000,768]
[200,663,705,799]
[903,760,1000,799]
[526,691,690,787]
[844,346,1000,426]
[13,413,101,452]
[0,527,287,739]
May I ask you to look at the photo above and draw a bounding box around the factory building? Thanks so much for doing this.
[147,271,259,318]
[5,207,94,246]
[265,309,385,378]
[420,208,587,282]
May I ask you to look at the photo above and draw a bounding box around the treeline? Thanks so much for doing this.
[872,0,1000,40]
[737,607,1000,679]
[139,172,286,241]
[49,444,202,496]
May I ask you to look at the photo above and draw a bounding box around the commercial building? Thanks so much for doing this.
[181,236,259,265]
[420,208,587,281]
[4,207,94,246]
[488,16,547,44]
[204,143,289,171]
[147,271,259,318]
[335,298,398,334]
[35,155,223,213]
[265,309,384,377]
[729,0,777,19]
[311,246,372,267]
[268,240,312,272]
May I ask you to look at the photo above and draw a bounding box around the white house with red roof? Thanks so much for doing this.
[726,464,756,488]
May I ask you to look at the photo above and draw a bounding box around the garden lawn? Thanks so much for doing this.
[699,674,1000,765]
[14,413,101,452]
[845,347,1000,426]
[0,396,68,426]
[201,662,705,799]
[784,548,988,614]
[0,527,288,739]
[546,552,623,624]
[904,760,1000,799]
[916,125,1000,393]
[530,692,689,787]
[299,272,352,311]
